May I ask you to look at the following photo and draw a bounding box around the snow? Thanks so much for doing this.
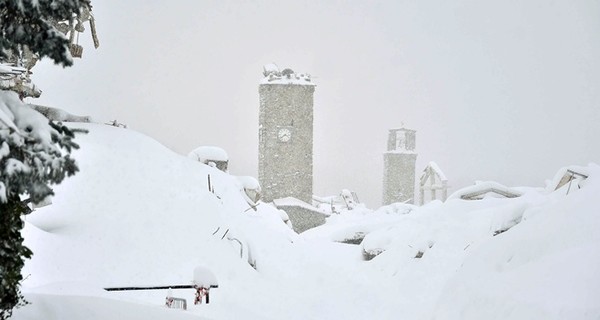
[11,123,600,320]
[193,266,218,288]
[262,63,279,75]
[14,293,209,320]
[188,146,229,162]
[0,181,6,203]
[0,90,22,132]
[260,65,315,86]
[236,175,261,205]
[272,196,323,212]
[1,91,57,150]
[427,161,447,181]
[236,175,260,191]
[448,180,523,200]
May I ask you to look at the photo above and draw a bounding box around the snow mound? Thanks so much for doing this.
[21,123,295,294]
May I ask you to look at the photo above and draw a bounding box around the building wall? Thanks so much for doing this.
[383,152,417,205]
[258,83,314,203]
[277,205,327,233]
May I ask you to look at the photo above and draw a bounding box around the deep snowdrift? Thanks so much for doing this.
[13,123,600,320]
[17,124,298,319]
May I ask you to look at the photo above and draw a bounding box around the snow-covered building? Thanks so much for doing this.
[419,161,449,205]
[383,127,418,205]
[258,64,315,203]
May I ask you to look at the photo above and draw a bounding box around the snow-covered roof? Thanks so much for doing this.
[273,197,321,211]
[448,181,522,200]
[188,146,228,162]
[427,161,447,181]
[420,161,448,185]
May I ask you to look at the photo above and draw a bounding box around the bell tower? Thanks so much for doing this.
[383,128,417,205]
[258,65,315,203]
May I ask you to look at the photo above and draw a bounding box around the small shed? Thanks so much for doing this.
[188,146,229,172]
[419,161,449,205]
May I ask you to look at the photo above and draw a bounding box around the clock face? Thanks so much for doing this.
[278,128,292,142]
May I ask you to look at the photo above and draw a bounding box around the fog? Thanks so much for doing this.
[30,0,600,207]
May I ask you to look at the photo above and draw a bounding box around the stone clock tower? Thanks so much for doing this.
[383,127,417,205]
[258,65,315,203]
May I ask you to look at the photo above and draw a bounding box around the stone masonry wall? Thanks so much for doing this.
[258,83,314,203]
[383,153,417,205]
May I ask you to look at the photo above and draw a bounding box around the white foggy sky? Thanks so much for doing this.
[30,0,600,207]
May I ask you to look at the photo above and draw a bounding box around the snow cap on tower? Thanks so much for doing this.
[261,63,314,86]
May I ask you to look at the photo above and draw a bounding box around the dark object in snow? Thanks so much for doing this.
[340,232,367,245]
[493,228,510,236]
[415,251,424,259]
[194,286,211,305]
[104,284,218,291]
[281,68,294,77]
[192,266,218,305]
[362,248,384,261]
[105,120,127,128]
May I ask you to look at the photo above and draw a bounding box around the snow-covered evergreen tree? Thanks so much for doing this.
[0,0,92,67]
[0,1,92,318]
[0,91,82,320]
